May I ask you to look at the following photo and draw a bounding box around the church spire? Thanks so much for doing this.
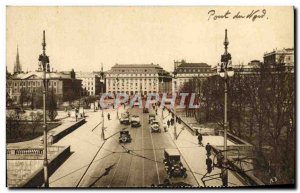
[13,45,22,74]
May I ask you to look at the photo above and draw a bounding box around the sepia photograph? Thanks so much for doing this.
[5,6,295,188]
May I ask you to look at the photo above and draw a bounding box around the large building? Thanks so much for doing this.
[173,60,213,92]
[263,48,294,72]
[7,69,82,105]
[76,72,102,96]
[105,63,172,95]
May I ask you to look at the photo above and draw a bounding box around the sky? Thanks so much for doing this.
[6,6,294,73]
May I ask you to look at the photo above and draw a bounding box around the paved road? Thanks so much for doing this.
[49,105,244,187]
[78,106,198,187]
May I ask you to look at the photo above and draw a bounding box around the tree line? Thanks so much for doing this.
[180,64,295,184]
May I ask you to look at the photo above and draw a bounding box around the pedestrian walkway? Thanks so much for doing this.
[49,107,124,187]
[160,108,245,187]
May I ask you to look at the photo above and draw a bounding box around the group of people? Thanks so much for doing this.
[197,131,225,174]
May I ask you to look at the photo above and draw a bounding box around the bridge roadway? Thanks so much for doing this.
[77,106,198,187]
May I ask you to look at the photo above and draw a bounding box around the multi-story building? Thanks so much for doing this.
[76,72,101,96]
[173,60,213,92]
[7,69,82,105]
[263,48,294,72]
[105,63,172,95]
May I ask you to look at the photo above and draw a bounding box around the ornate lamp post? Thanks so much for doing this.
[173,71,178,140]
[115,75,119,119]
[100,64,105,140]
[38,30,50,188]
[217,29,234,187]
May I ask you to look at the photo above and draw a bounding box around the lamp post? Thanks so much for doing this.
[116,76,119,119]
[217,29,234,187]
[173,71,178,140]
[100,64,105,140]
[38,30,49,188]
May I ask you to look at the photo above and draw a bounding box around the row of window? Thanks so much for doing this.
[10,81,57,87]
[107,73,158,77]
[12,87,57,94]
[177,68,211,73]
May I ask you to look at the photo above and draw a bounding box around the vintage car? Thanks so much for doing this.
[150,121,161,133]
[119,131,132,143]
[148,113,156,124]
[119,113,130,125]
[163,149,187,178]
[131,115,141,127]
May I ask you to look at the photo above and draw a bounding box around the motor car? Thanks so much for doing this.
[163,149,187,178]
[148,113,156,124]
[119,113,130,125]
[119,131,132,143]
[150,121,161,133]
[131,115,141,127]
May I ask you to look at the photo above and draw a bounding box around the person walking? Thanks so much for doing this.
[167,120,170,128]
[107,113,110,120]
[206,157,213,174]
[205,143,212,156]
[197,133,203,146]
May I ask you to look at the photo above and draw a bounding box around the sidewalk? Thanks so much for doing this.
[49,107,126,187]
[160,108,245,187]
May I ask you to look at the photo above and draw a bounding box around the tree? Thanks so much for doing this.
[30,111,43,135]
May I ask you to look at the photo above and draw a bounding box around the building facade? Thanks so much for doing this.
[263,48,294,72]
[7,69,82,105]
[76,72,102,96]
[105,63,172,95]
[173,60,213,92]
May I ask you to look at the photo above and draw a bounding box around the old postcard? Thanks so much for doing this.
[6,6,295,188]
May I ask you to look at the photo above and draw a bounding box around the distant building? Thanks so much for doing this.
[76,72,102,96]
[264,48,294,72]
[7,69,82,105]
[105,63,172,95]
[173,60,213,92]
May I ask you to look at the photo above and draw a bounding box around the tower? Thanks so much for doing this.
[13,45,22,74]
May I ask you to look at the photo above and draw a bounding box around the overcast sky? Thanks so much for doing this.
[6,6,294,73]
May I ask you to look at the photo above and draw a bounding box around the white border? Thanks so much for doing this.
[0,1,298,193]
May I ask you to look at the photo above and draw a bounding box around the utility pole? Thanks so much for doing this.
[38,30,50,188]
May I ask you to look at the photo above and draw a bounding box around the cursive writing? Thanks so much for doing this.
[208,9,268,22]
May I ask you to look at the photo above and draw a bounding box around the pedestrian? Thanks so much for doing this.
[75,114,78,122]
[155,109,158,115]
[107,113,110,120]
[164,125,167,132]
[197,133,203,146]
[167,120,170,128]
[206,157,213,174]
[205,143,212,156]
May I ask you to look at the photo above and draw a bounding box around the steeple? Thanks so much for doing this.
[13,45,22,74]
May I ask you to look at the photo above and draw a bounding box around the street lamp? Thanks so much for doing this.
[217,29,234,187]
[100,64,105,140]
[38,30,49,188]
[173,71,178,140]
[115,75,119,119]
